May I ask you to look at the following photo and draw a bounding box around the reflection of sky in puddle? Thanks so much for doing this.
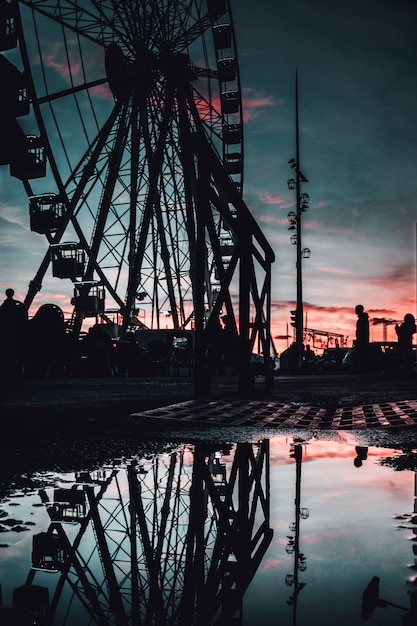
[0,434,415,625]
[249,434,416,626]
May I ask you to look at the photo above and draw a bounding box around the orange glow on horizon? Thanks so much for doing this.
[270,301,417,354]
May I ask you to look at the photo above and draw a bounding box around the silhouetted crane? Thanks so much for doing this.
[372,318,402,342]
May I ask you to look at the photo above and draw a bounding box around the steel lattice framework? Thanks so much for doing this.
[19,442,273,625]
[1,0,274,384]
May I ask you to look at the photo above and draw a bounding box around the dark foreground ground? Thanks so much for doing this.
[1,372,417,487]
[3,371,417,420]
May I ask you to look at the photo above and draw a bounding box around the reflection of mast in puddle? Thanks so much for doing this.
[285,442,309,626]
[2,441,273,625]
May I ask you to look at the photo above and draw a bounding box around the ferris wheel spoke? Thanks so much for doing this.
[153,198,181,328]
[158,136,193,320]
[64,102,123,207]
[85,100,131,280]
[36,77,110,105]
[124,82,177,324]
[50,101,130,307]
[21,0,126,47]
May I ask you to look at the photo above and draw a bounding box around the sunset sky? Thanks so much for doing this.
[234,0,417,351]
[1,0,417,354]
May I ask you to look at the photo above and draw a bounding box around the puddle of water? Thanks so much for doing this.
[0,434,416,625]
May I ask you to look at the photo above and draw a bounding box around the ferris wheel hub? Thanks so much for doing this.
[105,43,157,98]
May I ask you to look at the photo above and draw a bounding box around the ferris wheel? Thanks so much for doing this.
[1,0,253,330]
[1,0,275,383]
[10,442,272,625]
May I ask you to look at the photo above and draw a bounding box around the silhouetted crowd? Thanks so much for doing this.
[0,289,240,380]
[353,304,416,374]
[1,290,416,380]
[278,304,417,375]
[0,288,147,379]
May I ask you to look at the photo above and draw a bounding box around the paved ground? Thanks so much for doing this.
[2,371,417,430]
[1,372,417,483]
[132,396,417,429]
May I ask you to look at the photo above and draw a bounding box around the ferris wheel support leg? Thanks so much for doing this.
[24,250,51,309]
[238,224,255,394]
[194,150,211,398]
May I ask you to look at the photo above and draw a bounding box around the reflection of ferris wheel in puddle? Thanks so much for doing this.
[9,442,272,624]
[2,0,274,343]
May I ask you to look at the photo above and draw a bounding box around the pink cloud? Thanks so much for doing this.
[302,530,346,544]
[258,214,283,225]
[91,83,113,99]
[261,193,287,206]
[319,266,352,275]
[304,220,354,236]
[208,94,221,113]
[41,42,112,100]
[44,44,82,79]
[368,261,413,289]
[242,87,277,122]
[199,89,275,124]
[262,559,283,570]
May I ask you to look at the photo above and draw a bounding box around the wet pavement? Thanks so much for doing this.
[1,434,414,626]
[124,371,417,429]
[2,374,417,625]
[2,372,417,429]
[133,396,417,429]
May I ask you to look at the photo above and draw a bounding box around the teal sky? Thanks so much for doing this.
[1,0,416,351]
[235,0,417,348]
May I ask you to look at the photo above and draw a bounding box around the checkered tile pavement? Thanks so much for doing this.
[132,398,417,429]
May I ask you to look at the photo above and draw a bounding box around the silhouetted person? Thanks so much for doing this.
[114,332,147,377]
[221,315,238,375]
[26,304,66,378]
[403,590,417,626]
[81,324,114,377]
[304,344,315,362]
[354,304,369,373]
[0,288,28,378]
[287,342,299,374]
[0,288,27,324]
[207,316,225,375]
[334,342,343,372]
[395,313,416,372]
[354,446,368,468]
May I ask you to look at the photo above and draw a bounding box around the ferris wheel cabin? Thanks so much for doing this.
[217,57,237,82]
[208,0,227,17]
[71,281,105,317]
[50,488,87,523]
[223,122,242,144]
[0,4,46,179]
[31,531,67,573]
[29,194,64,234]
[0,0,17,52]
[0,54,29,117]
[10,134,46,180]
[12,585,50,623]
[213,23,232,49]
[50,243,85,280]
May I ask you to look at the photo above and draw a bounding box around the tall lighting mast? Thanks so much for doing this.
[287,71,311,367]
